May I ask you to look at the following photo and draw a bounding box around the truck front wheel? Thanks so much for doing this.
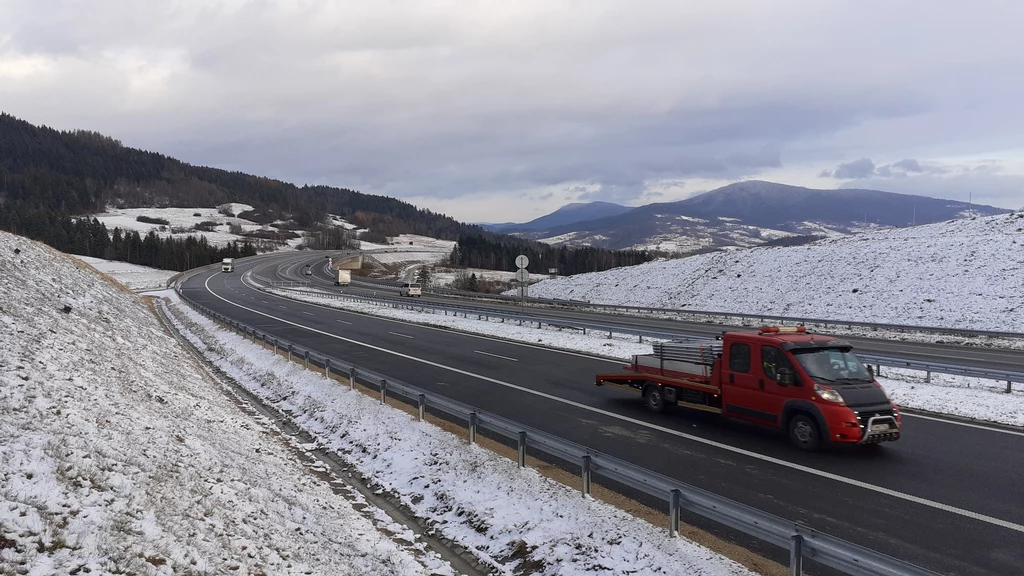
[789,414,821,451]
[644,384,666,413]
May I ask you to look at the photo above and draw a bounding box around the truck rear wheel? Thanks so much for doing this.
[644,384,666,413]
[789,414,821,451]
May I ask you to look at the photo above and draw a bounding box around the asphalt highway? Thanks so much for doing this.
[185,252,1024,575]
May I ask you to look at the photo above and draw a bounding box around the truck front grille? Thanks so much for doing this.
[854,408,895,428]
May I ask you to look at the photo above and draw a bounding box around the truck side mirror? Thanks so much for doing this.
[777,367,795,386]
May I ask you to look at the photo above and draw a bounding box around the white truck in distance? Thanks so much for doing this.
[221,258,234,272]
[335,269,351,286]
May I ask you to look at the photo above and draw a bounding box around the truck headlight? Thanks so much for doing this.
[814,384,844,404]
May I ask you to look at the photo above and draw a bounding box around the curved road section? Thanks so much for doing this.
[181,252,1024,576]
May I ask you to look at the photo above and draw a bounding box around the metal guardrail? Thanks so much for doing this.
[173,290,940,576]
[354,279,1021,341]
[861,354,1022,393]
[251,274,1022,391]
[260,283,696,343]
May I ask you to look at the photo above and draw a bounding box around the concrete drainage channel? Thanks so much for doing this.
[150,298,493,576]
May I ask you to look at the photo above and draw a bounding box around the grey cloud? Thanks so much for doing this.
[822,157,949,180]
[1,0,1023,218]
[820,158,876,179]
[892,158,923,173]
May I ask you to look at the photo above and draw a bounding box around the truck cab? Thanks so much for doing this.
[597,327,901,450]
[221,258,234,273]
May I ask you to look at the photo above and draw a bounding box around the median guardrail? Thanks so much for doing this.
[250,272,1022,393]
[173,290,941,576]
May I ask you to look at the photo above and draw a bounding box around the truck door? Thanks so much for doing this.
[721,341,756,414]
[753,345,797,426]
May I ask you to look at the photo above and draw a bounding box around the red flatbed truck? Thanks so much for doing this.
[596,327,901,450]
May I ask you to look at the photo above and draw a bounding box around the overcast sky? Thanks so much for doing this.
[2,1,1022,221]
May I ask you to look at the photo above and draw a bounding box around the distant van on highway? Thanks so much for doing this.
[400,283,422,297]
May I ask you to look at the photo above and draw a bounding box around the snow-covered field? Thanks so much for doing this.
[72,255,177,290]
[0,232,450,575]
[359,235,459,279]
[526,212,1024,331]
[265,288,1024,428]
[90,204,305,248]
[168,294,754,576]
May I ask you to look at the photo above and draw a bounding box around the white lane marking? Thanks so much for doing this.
[337,319,352,325]
[475,350,518,362]
[279,305,287,309]
[388,331,414,339]
[903,412,1024,437]
[204,272,1024,534]
[302,311,314,316]
[261,300,268,304]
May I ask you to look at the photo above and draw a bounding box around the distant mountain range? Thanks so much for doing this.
[483,201,632,233]
[487,181,1007,252]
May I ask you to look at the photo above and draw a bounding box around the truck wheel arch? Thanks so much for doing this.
[782,401,829,441]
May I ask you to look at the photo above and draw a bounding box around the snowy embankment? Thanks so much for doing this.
[166,294,754,576]
[267,289,1024,428]
[72,255,177,290]
[526,212,1024,332]
[0,232,447,575]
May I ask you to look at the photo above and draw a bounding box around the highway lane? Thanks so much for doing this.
[184,254,1024,576]
[290,253,1024,375]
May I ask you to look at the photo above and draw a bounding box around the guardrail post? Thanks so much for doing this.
[1008,381,1013,394]
[380,379,387,404]
[517,432,527,468]
[469,412,478,444]
[349,368,356,390]
[288,344,293,362]
[925,371,931,383]
[325,359,331,380]
[304,350,309,369]
[251,329,257,344]
[789,534,804,576]
[581,455,592,496]
[669,489,681,537]
[876,364,882,377]
[274,338,279,356]
[417,394,426,421]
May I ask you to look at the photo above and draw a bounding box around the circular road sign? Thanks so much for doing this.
[515,269,530,282]
[515,254,529,269]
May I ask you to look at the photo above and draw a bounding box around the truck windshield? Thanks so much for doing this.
[792,348,873,384]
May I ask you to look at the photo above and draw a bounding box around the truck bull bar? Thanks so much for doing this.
[858,415,901,444]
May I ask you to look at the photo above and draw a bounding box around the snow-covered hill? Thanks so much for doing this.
[526,212,1024,331]
[0,232,443,575]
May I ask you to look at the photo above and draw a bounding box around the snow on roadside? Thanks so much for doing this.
[266,288,1024,428]
[0,232,443,576]
[166,293,754,576]
[525,212,1024,332]
[71,255,177,290]
[878,369,1024,427]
